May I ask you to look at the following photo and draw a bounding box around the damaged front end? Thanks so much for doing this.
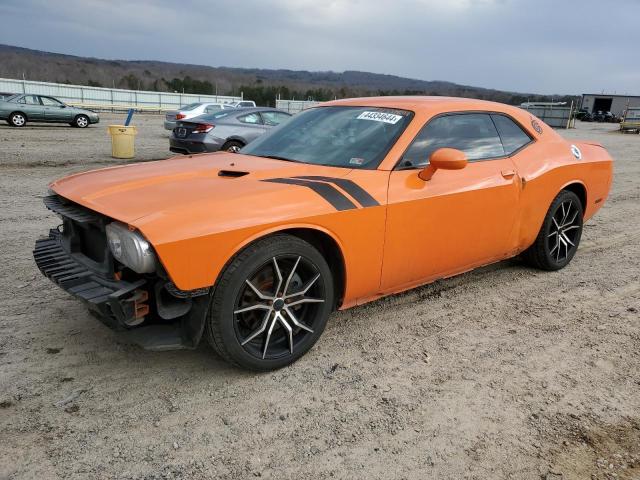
[33,194,210,351]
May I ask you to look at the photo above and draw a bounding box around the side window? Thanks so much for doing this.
[261,111,290,126]
[238,113,262,125]
[491,114,532,155]
[18,95,40,105]
[401,113,505,168]
[41,97,63,106]
[205,105,222,113]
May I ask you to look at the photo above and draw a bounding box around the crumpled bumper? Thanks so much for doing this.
[33,230,147,330]
[33,228,211,350]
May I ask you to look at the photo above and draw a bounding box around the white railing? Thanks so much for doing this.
[0,77,243,112]
[275,99,320,114]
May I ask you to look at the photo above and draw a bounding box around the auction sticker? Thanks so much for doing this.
[357,111,403,124]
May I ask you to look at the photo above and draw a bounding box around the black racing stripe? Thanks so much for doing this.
[293,176,380,207]
[261,178,357,211]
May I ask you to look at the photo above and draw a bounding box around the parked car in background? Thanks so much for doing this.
[585,111,620,123]
[170,107,291,154]
[0,94,99,127]
[230,100,257,108]
[575,108,589,120]
[0,92,16,101]
[620,107,640,132]
[164,102,237,130]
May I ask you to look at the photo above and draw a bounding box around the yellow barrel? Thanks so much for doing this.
[108,125,137,159]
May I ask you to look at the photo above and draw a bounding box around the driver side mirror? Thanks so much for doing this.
[418,148,468,181]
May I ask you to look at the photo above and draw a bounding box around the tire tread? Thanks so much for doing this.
[205,234,331,370]
[522,190,582,271]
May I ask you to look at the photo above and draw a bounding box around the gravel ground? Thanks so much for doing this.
[0,115,638,480]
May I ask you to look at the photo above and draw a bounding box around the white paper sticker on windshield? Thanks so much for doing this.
[356,111,403,124]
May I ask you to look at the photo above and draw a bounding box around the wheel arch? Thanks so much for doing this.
[9,110,28,121]
[560,180,587,216]
[282,227,346,309]
[222,137,246,147]
[223,225,347,309]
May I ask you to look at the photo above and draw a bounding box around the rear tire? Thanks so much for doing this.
[205,234,334,371]
[222,140,244,153]
[9,112,26,127]
[522,190,583,271]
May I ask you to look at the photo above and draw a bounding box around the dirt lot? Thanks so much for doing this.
[0,114,638,480]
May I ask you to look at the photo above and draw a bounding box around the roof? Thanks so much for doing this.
[230,107,287,114]
[582,93,640,99]
[322,95,522,115]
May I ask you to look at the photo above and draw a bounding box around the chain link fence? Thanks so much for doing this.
[0,77,243,112]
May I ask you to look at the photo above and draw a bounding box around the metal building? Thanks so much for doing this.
[520,102,575,128]
[581,94,640,116]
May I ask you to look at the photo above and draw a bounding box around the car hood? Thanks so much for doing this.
[50,152,356,242]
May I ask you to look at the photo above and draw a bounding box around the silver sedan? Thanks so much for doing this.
[163,102,237,130]
[169,107,291,154]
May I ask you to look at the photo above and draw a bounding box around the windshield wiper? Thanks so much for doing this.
[259,154,299,163]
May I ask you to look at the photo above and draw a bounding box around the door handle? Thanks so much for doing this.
[501,169,516,179]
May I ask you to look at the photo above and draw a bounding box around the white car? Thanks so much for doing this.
[164,102,237,130]
[230,100,257,108]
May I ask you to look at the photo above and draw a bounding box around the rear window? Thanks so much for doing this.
[180,103,201,111]
[199,111,233,121]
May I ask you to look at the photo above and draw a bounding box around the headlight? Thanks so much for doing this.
[105,222,157,273]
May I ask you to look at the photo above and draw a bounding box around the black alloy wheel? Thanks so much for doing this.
[205,234,334,370]
[522,190,583,270]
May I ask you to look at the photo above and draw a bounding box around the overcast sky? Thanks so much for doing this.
[0,0,637,95]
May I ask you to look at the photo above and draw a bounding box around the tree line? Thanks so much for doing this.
[74,74,578,107]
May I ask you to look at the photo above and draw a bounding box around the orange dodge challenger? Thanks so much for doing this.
[34,97,613,370]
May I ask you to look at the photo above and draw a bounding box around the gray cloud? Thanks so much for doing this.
[0,0,638,95]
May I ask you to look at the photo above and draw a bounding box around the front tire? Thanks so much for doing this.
[522,190,583,270]
[9,112,26,127]
[205,234,334,371]
[74,115,89,128]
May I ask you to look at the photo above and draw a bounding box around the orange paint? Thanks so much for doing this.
[50,97,613,309]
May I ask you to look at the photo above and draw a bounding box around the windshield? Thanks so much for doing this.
[241,106,413,169]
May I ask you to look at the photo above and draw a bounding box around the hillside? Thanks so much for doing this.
[0,44,576,106]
